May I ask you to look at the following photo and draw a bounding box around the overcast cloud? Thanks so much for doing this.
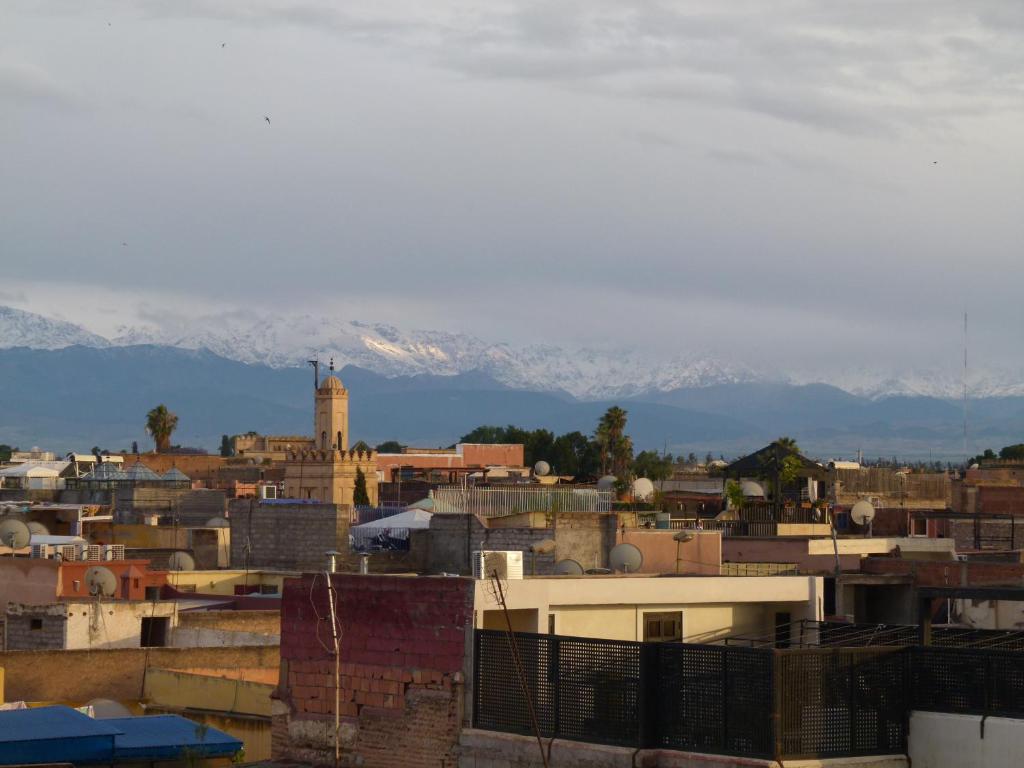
[1,0,1022,375]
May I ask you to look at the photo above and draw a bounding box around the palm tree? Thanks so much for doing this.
[595,406,632,477]
[775,436,800,454]
[146,405,179,453]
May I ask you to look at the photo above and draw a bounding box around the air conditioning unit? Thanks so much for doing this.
[57,544,78,561]
[103,544,126,561]
[30,544,51,559]
[957,554,969,562]
[472,550,524,581]
[81,544,102,562]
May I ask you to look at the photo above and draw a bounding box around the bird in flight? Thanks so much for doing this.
[933,161,938,165]
[121,242,127,247]
[264,116,271,125]
[221,43,226,48]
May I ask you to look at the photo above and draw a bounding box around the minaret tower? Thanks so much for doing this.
[314,358,349,451]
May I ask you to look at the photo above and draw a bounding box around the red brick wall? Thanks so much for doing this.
[862,557,1024,586]
[276,574,473,767]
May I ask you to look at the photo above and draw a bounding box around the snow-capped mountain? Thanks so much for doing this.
[2,305,1022,400]
[110,312,764,399]
[0,306,109,350]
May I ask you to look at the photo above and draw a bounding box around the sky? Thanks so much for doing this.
[2,0,1023,376]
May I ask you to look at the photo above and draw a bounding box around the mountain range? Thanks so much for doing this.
[0,305,1020,460]
[2,305,1021,400]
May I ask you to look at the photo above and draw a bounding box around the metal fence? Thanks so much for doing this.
[911,646,1024,717]
[431,486,612,517]
[475,630,900,760]
[475,629,1024,759]
[775,648,907,760]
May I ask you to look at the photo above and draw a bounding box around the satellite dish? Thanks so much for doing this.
[85,566,118,597]
[168,551,196,571]
[597,475,617,491]
[554,558,584,575]
[534,460,551,477]
[851,500,875,526]
[609,543,643,574]
[86,698,133,719]
[632,478,655,501]
[27,521,50,536]
[204,516,230,528]
[0,518,31,549]
[740,480,765,497]
[483,551,507,580]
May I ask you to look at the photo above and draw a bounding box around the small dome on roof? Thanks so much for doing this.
[319,375,345,392]
[162,467,191,483]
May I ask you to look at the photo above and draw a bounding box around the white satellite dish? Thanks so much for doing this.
[534,460,551,477]
[204,516,230,528]
[632,477,655,501]
[609,543,643,574]
[27,521,50,537]
[740,480,765,497]
[850,500,875,526]
[0,518,31,549]
[168,551,196,571]
[597,475,617,491]
[553,558,584,575]
[86,698,132,719]
[84,566,118,597]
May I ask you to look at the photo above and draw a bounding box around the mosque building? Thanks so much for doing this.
[281,367,378,506]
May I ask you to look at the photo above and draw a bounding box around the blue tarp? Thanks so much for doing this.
[0,706,242,765]
[0,706,120,765]
[108,714,243,760]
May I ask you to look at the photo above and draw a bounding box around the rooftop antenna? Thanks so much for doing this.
[963,311,969,464]
[308,358,320,390]
[329,356,335,373]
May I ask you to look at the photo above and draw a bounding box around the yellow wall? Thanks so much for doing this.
[144,668,274,761]
[554,606,636,641]
[167,570,296,595]
[480,608,539,633]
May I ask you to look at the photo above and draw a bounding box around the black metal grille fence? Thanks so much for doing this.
[911,646,1024,717]
[776,648,908,759]
[476,630,1024,759]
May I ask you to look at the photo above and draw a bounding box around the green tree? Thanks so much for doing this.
[219,435,233,457]
[968,448,997,466]
[550,431,600,477]
[459,425,509,444]
[353,467,370,506]
[375,440,406,453]
[0,444,13,463]
[131,440,139,455]
[1000,444,1024,461]
[725,480,746,509]
[145,404,179,453]
[595,406,633,478]
[633,450,674,482]
[775,436,800,454]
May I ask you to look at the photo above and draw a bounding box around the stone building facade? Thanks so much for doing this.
[283,374,378,506]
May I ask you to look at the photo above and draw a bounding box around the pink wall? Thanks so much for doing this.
[722,538,860,574]
[616,530,721,574]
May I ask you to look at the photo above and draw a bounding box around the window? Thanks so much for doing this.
[642,611,682,642]
[30,619,43,631]
[178,584,196,593]
[144,586,161,601]
[911,517,928,537]
[259,584,279,595]
[140,616,170,647]
[548,614,556,634]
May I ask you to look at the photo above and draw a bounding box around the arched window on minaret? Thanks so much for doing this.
[321,431,327,449]
[337,431,343,452]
